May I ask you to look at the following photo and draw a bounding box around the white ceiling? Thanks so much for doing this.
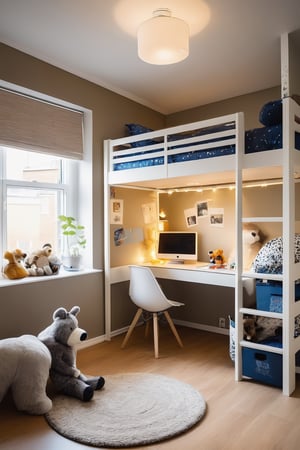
[0,0,300,114]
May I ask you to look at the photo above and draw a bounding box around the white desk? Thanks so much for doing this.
[143,262,236,287]
[107,263,255,339]
[110,262,235,287]
[109,262,255,295]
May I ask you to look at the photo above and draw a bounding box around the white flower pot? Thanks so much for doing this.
[62,255,83,271]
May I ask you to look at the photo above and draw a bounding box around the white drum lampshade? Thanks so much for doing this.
[137,9,189,65]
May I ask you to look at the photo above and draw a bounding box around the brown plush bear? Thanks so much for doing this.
[3,249,29,280]
[25,243,61,276]
[208,248,225,267]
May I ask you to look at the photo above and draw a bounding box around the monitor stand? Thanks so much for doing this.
[168,260,185,264]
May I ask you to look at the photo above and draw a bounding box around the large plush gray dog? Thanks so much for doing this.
[38,306,104,401]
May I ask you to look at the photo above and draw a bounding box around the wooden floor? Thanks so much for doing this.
[1,326,300,450]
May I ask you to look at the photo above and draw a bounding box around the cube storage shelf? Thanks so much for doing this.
[256,281,300,313]
[242,340,283,388]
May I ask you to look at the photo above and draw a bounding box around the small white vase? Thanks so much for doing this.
[62,255,83,271]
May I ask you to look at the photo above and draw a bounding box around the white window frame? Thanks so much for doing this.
[0,81,93,279]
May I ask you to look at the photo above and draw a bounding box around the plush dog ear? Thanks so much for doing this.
[69,306,80,317]
[53,307,68,320]
[15,248,27,259]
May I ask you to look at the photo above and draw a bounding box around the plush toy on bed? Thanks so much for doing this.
[38,306,105,402]
[3,248,29,280]
[0,334,52,414]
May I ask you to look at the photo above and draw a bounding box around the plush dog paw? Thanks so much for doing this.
[96,376,105,390]
[83,386,94,402]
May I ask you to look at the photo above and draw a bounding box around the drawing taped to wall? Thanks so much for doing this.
[110,199,123,224]
[141,202,157,224]
[114,227,126,246]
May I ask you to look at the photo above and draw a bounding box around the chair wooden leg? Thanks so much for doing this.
[164,311,183,348]
[121,308,143,349]
[153,312,159,358]
[145,319,150,337]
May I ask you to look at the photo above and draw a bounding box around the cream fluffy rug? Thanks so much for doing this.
[45,372,206,448]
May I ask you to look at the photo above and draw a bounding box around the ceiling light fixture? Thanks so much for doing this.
[137,8,189,65]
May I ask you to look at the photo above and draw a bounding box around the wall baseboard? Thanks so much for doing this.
[109,319,229,340]
[174,319,229,336]
[77,334,106,350]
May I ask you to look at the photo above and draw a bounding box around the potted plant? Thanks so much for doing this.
[58,215,86,270]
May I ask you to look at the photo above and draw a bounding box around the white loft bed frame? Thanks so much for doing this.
[104,96,300,395]
[105,111,287,191]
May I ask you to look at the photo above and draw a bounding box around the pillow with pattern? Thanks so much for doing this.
[125,123,156,148]
[259,99,282,126]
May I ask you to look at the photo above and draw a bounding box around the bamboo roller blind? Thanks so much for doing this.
[0,88,83,159]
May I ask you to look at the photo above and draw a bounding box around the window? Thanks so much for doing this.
[0,84,93,276]
[1,146,78,259]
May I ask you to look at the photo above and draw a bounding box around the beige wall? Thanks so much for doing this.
[159,184,300,263]
[0,43,164,339]
[110,187,158,267]
[166,86,281,130]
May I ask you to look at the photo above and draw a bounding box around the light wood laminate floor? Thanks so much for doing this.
[1,326,300,450]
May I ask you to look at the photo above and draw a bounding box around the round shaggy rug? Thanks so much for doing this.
[45,372,206,448]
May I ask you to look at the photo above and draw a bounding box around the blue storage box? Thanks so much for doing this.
[256,281,300,313]
[242,339,282,387]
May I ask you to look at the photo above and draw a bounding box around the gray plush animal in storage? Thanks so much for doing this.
[38,306,105,401]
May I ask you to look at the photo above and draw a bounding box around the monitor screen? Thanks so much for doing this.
[157,231,198,263]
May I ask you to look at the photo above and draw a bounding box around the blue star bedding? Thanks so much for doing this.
[112,99,300,171]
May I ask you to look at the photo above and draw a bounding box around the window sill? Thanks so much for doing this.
[0,267,103,288]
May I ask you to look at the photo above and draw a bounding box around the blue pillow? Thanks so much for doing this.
[259,100,282,126]
[125,123,156,148]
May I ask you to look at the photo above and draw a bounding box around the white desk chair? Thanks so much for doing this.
[121,265,184,358]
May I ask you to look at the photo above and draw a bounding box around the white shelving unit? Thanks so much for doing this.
[235,96,300,395]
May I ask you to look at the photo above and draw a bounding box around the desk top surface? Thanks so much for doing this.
[143,261,234,274]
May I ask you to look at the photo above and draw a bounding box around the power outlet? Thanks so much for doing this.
[219,317,226,328]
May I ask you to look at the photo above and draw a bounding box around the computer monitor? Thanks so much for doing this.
[157,231,198,264]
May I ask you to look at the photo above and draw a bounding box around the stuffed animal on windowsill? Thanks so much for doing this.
[3,248,29,280]
[25,243,61,276]
[38,306,105,402]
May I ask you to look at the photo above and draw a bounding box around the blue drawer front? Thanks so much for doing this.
[256,281,300,313]
[242,347,282,388]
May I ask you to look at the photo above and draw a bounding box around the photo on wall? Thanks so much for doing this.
[196,201,209,219]
[110,199,123,224]
[209,208,224,227]
[184,207,197,227]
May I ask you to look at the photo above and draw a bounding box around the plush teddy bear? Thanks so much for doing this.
[25,243,61,276]
[242,223,263,271]
[0,334,52,414]
[208,248,225,267]
[38,306,105,401]
[229,223,263,271]
[3,248,29,280]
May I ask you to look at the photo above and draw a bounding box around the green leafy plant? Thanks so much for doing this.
[58,215,86,257]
